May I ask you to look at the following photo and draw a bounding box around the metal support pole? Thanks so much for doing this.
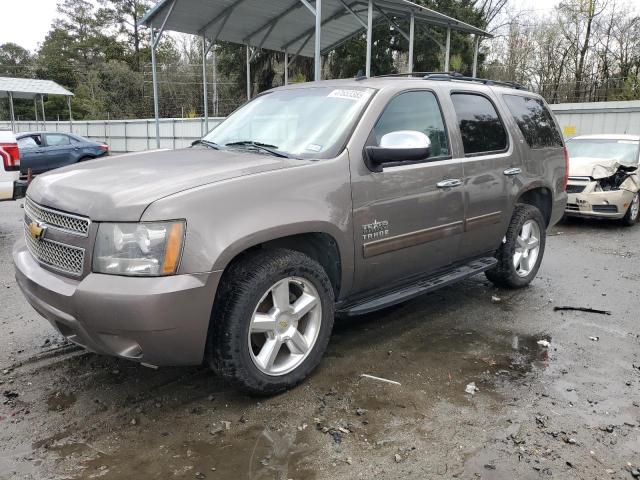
[202,35,209,134]
[34,97,38,131]
[314,0,322,81]
[472,35,480,77]
[444,27,451,72]
[408,12,414,73]
[68,96,73,133]
[284,49,289,85]
[41,94,46,131]
[8,92,15,132]
[212,47,218,116]
[366,0,373,77]
[246,44,251,100]
[151,26,161,148]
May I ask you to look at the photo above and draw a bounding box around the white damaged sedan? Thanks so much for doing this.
[565,134,639,226]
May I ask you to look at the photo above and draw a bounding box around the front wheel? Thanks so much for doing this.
[485,204,547,289]
[206,248,335,394]
[622,193,639,226]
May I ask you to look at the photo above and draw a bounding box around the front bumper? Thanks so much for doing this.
[565,187,634,219]
[13,238,221,366]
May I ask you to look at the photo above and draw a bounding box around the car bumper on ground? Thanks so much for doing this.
[13,238,221,367]
[565,188,634,219]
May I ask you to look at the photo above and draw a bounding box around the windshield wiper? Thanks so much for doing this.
[225,141,291,158]
[191,139,220,150]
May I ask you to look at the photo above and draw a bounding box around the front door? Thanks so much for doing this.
[17,134,46,174]
[350,89,465,295]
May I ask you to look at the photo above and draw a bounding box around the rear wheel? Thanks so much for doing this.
[486,204,546,289]
[207,248,335,394]
[622,193,639,226]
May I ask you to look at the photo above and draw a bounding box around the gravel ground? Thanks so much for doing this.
[1,199,639,480]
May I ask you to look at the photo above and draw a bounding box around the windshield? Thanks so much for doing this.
[566,138,640,166]
[203,87,375,159]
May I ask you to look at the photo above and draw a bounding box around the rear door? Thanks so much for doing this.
[17,134,46,174]
[350,89,465,294]
[446,90,520,260]
[43,133,75,170]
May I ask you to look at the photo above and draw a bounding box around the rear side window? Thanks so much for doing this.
[373,90,450,159]
[451,93,508,156]
[46,134,70,146]
[503,95,563,149]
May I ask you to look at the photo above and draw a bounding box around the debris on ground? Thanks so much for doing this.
[491,295,502,304]
[589,336,600,342]
[553,306,611,315]
[394,454,402,463]
[465,382,479,395]
[360,374,401,386]
[537,340,551,347]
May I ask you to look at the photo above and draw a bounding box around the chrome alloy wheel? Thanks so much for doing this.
[248,277,322,376]
[630,194,640,221]
[513,219,541,277]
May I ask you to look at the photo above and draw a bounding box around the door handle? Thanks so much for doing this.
[503,167,522,176]
[436,179,463,189]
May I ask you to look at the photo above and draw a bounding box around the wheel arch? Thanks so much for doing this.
[516,185,553,226]
[213,226,348,300]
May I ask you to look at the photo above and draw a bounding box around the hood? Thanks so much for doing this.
[27,148,308,221]
[569,156,638,179]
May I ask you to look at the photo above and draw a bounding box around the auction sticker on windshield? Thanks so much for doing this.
[328,89,368,100]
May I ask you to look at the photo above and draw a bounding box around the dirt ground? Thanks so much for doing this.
[1,199,639,480]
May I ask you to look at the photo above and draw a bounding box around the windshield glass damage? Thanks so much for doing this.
[203,87,375,159]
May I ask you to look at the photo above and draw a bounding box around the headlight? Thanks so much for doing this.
[93,221,185,276]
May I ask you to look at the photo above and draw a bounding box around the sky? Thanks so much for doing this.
[0,0,562,53]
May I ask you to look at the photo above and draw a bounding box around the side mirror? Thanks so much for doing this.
[365,131,431,172]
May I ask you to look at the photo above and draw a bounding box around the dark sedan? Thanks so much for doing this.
[17,132,109,175]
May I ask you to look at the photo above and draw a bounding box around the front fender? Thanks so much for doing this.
[141,152,354,297]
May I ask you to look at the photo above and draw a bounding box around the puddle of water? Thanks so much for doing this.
[69,426,316,480]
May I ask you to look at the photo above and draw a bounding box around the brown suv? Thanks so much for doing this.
[13,75,567,393]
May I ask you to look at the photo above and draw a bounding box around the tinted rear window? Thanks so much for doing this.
[451,93,508,156]
[503,95,563,149]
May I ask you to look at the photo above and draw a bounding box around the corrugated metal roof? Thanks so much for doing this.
[0,77,74,99]
[141,0,490,59]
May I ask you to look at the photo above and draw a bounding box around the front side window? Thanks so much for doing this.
[18,136,39,150]
[204,87,375,159]
[566,138,639,166]
[503,95,563,149]
[46,134,70,146]
[372,90,450,158]
[451,93,508,156]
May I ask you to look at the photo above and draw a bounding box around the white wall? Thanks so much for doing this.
[0,117,224,153]
[550,101,640,138]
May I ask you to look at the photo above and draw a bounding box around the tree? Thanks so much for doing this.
[99,0,153,71]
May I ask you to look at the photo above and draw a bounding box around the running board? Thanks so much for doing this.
[339,257,497,317]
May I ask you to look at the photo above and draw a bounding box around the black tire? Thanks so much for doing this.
[621,193,639,226]
[485,204,547,289]
[206,248,335,395]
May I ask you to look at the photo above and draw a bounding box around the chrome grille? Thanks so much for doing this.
[23,223,85,276]
[25,198,90,236]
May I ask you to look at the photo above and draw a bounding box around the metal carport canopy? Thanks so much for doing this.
[0,77,75,133]
[141,0,490,59]
[141,0,491,148]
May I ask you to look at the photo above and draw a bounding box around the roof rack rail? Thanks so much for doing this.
[422,73,528,91]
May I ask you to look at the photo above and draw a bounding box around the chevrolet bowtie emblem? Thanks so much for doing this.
[28,221,46,241]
